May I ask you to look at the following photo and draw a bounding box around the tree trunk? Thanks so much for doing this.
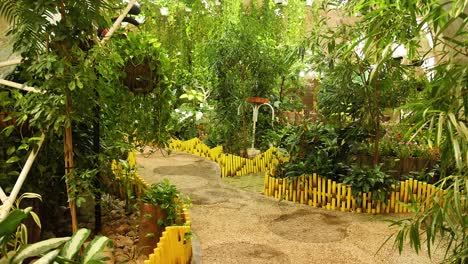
[64,92,78,233]
[372,83,380,166]
[93,103,101,234]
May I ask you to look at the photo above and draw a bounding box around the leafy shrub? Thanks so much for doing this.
[140,180,183,227]
[343,165,396,205]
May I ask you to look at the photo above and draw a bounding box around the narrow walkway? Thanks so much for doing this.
[136,150,442,264]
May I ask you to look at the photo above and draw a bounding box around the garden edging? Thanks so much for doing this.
[168,138,446,215]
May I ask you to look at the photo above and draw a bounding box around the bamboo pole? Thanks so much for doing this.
[0,187,7,203]
[0,79,42,93]
[0,134,45,221]
[0,59,21,68]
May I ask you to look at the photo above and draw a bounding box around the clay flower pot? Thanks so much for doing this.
[246,97,269,104]
[138,202,167,256]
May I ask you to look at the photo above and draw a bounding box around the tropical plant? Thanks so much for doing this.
[140,179,185,227]
[1,195,111,264]
[1,224,111,264]
[342,165,396,205]
[0,193,41,255]
[328,0,467,262]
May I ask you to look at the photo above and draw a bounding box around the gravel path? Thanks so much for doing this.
[136,150,444,264]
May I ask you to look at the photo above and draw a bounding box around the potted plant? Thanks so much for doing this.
[138,179,182,255]
[112,32,168,95]
[246,97,269,104]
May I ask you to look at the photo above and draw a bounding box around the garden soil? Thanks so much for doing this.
[136,150,445,264]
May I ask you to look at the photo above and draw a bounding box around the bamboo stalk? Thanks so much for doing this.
[0,134,45,221]
[0,187,7,202]
[0,59,21,68]
[0,79,41,93]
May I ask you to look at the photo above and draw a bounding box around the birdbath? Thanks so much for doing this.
[240,97,275,158]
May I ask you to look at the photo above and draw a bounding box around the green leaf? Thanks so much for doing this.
[17,144,29,151]
[2,125,14,137]
[60,228,91,260]
[82,236,111,264]
[7,146,16,156]
[6,156,21,164]
[68,81,76,91]
[0,251,15,264]
[34,249,60,264]
[0,208,31,238]
[12,237,70,264]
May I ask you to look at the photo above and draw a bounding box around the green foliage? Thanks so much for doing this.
[343,165,396,204]
[389,176,467,263]
[270,122,351,181]
[0,192,110,263]
[328,0,467,262]
[140,179,185,227]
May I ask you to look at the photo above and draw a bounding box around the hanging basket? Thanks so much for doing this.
[246,97,269,104]
[123,58,160,94]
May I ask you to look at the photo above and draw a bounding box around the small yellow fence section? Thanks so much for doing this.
[144,208,192,264]
[111,151,148,197]
[112,151,193,263]
[168,138,288,177]
[264,171,442,214]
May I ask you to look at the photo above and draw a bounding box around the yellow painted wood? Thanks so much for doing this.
[404,180,410,204]
[336,184,341,205]
[313,188,317,207]
[391,192,395,211]
[400,182,405,201]
[322,178,326,204]
[347,187,351,210]
[362,193,367,211]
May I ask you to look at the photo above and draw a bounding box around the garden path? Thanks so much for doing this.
[136,150,443,264]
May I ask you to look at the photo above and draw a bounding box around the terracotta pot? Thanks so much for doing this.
[138,202,167,256]
[246,97,269,104]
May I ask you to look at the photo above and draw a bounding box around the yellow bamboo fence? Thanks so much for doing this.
[263,171,444,214]
[168,138,289,177]
[167,138,450,215]
[112,151,193,263]
[144,209,192,264]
